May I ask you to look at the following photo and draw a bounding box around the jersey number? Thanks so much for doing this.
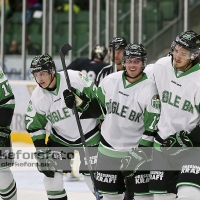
[25,116,34,129]
[149,116,159,130]
[2,82,10,96]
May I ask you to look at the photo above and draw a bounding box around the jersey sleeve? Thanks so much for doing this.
[0,67,15,127]
[139,83,160,147]
[194,86,200,115]
[24,96,48,148]
[70,70,97,99]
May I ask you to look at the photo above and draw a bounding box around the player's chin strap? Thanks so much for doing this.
[170,54,193,72]
[124,68,144,79]
[37,72,56,89]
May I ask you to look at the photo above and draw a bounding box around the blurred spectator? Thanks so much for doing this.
[26,35,40,55]
[8,0,22,12]
[7,40,21,55]
[27,0,42,11]
[55,2,80,14]
[0,0,11,20]
[74,0,89,10]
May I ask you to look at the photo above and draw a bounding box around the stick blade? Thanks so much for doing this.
[60,43,72,55]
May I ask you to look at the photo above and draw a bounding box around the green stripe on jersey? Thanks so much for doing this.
[153,141,162,152]
[96,87,105,107]
[1,104,15,109]
[83,82,97,98]
[32,134,46,142]
[122,72,148,88]
[98,143,127,158]
[25,112,48,131]
[174,63,200,78]
[47,189,66,196]
[139,139,153,147]
[50,132,100,147]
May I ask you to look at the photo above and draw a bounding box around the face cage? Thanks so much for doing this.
[122,55,147,67]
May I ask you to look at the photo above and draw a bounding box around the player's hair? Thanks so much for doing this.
[91,44,108,61]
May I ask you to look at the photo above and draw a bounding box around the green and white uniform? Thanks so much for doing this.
[25,70,100,147]
[95,70,160,195]
[149,56,200,194]
[154,56,200,143]
[97,70,160,150]
[25,70,100,175]
[0,67,17,200]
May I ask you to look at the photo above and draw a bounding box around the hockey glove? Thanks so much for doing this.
[161,131,193,156]
[0,128,11,148]
[120,148,148,177]
[34,148,58,178]
[63,87,91,112]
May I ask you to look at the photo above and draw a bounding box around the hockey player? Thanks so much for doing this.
[67,44,109,83]
[63,43,160,200]
[0,67,17,200]
[24,54,101,200]
[147,30,200,200]
[95,37,127,86]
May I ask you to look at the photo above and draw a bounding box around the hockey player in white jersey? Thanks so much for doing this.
[24,54,101,200]
[63,43,160,200]
[147,30,200,200]
[0,67,17,200]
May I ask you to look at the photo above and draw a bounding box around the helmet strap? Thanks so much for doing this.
[124,68,144,80]
[35,71,56,89]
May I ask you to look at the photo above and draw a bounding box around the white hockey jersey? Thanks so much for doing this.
[153,56,200,142]
[97,71,160,150]
[25,70,100,147]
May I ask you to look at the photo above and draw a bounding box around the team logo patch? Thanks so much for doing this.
[27,100,33,112]
[131,45,138,49]
[183,34,191,40]
[78,72,89,83]
[0,68,4,79]
[151,94,160,109]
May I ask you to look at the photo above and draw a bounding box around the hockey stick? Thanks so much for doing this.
[59,43,101,200]
[112,41,116,72]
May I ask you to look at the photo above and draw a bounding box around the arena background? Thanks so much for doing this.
[0,1,200,199]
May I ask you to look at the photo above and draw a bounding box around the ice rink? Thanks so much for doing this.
[7,143,95,200]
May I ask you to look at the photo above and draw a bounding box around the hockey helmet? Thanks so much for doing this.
[122,43,147,67]
[109,37,127,50]
[91,44,108,61]
[30,54,56,75]
[170,30,200,59]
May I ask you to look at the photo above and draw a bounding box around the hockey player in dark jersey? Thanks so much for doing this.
[95,37,127,86]
[67,44,109,83]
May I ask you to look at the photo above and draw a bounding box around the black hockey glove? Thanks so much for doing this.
[0,128,11,148]
[120,148,148,177]
[161,131,193,156]
[63,87,91,112]
[34,148,59,178]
